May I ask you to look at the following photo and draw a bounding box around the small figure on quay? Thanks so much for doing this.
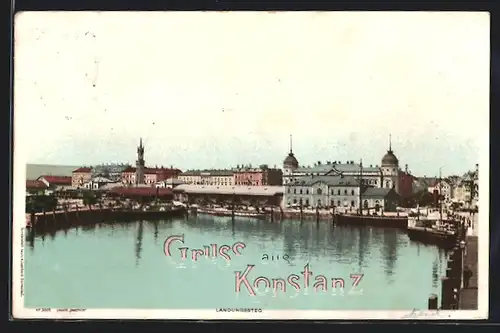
[463,266,473,289]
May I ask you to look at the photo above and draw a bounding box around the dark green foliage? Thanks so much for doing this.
[26,194,58,213]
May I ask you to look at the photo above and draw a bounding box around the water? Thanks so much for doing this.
[24,216,448,310]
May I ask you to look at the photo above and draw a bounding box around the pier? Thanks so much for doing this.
[459,236,478,309]
[26,205,187,232]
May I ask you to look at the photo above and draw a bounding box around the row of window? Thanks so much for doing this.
[184,181,233,186]
[289,198,357,207]
[287,188,357,196]
[289,199,382,208]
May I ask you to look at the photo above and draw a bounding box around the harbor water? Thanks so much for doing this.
[24,216,448,310]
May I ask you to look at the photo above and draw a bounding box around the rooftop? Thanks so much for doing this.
[362,187,393,198]
[173,184,284,196]
[288,175,361,187]
[181,169,235,176]
[37,175,72,185]
[122,166,182,174]
[26,180,48,190]
[108,186,174,197]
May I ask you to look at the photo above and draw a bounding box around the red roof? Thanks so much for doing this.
[38,175,72,185]
[122,167,182,175]
[73,167,92,173]
[26,180,48,189]
[108,186,173,197]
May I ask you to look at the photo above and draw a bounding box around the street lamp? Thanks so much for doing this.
[459,240,466,289]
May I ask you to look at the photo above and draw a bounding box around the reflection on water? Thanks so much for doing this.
[25,215,447,310]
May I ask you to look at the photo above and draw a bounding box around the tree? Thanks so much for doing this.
[82,191,97,208]
[26,194,58,213]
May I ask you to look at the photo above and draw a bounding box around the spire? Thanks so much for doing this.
[388,134,392,152]
[139,137,143,148]
[289,134,293,154]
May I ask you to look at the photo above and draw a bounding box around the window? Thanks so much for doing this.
[363,200,368,209]
[351,190,355,195]
[300,189,303,194]
[331,189,334,195]
[330,200,334,206]
[293,199,297,204]
[337,189,341,195]
[386,181,390,188]
[305,199,309,206]
[317,188,322,195]
[351,200,355,207]
[344,189,347,195]
[337,200,341,206]
[294,188,297,194]
[306,189,309,195]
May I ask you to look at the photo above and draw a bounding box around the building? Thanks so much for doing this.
[26,180,48,196]
[72,164,131,188]
[361,187,399,213]
[37,175,72,189]
[155,178,185,189]
[428,179,452,202]
[284,175,363,210]
[452,164,479,209]
[83,176,114,190]
[106,186,174,201]
[398,166,416,199]
[92,163,130,182]
[281,135,413,197]
[121,166,182,185]
[172,184,284,207]
[72,167,93,187]
[121,139,182,185]
[178,170,234,186]
[233,165,283,186]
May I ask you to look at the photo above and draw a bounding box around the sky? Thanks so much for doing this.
[14,11,489,177]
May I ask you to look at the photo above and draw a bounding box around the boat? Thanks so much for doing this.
[335,213,408,229]
[407,215,458,248]
[334,159,408,229]
[406,169,459,248]
[197,207,267,219]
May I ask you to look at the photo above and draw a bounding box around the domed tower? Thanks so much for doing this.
[283,135,299,184]
[381,134,399,191]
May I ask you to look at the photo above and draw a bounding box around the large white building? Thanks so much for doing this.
[282,135,404,194]
[284,175,362,209]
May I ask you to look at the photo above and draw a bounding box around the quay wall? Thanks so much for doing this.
[271,210,335,222]
[26,206,187,232]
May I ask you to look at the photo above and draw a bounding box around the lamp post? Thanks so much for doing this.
[459,240,466,289]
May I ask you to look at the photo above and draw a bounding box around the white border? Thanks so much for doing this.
[11,11,490,320]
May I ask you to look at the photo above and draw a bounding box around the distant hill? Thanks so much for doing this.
[25,164,82,180]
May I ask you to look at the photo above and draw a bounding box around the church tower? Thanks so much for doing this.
[135,138,145,185]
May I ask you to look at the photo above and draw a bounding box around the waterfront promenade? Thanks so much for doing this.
[459,235,478,309]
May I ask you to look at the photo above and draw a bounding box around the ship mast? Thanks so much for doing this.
[439,167,443,222]
[359,159,363,216]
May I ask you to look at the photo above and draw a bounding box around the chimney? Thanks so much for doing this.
[405,164,408,173]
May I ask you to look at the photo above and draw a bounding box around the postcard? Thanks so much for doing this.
[12,11,490,320]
